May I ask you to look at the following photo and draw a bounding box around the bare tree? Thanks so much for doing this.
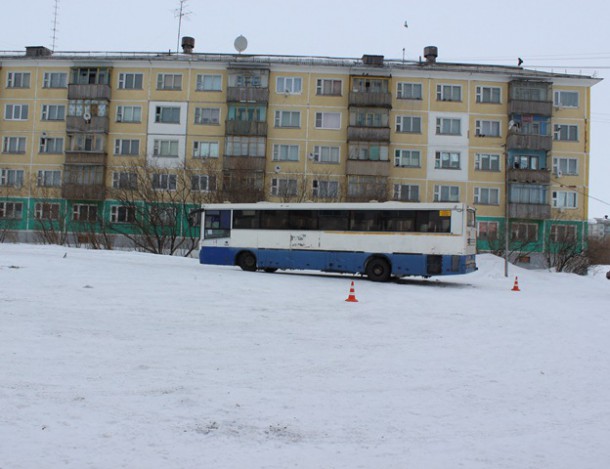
[544,222,588,274]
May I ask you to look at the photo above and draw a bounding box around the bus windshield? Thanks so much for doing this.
[204,210,231,239]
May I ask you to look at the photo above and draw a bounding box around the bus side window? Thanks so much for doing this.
[204,210,231,239]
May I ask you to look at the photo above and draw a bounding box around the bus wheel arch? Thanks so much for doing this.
[365,256,392,282]
[236,251,257,272]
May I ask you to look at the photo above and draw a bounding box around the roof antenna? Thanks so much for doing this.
[175,0,192,54]
[517,57,524,67]
[51,0,60,52]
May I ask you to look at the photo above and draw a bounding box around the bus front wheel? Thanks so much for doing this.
[366,257,391,282]
[237,252,257,272]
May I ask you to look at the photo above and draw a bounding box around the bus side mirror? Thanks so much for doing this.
[188,210,202,227]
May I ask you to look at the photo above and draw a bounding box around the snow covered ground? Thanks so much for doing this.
[1,243,610,469]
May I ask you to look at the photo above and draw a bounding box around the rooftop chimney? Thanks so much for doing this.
[362,54,384,67]
[424,46,438,64]
[181,36,195,54]
[25,46,52,57]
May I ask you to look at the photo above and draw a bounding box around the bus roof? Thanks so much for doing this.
[200,202,474,211]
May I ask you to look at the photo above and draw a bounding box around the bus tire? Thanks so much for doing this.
[237,251,257,272]
[366,257,391,282]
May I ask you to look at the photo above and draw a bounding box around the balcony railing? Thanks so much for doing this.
[506,131,552,151]
[61,183,106,201]
[507,168,551,185]
[64,151,106,165]
[508,99,553,116]
[347,126,391,142]
[67,84,111,100]
[346,159,391,177]
[348,91,392,108]
[225,120,268,137]
[226,86,269,103]
[508,202,551,220]
[222,155,266,171]
[66,115,109,133]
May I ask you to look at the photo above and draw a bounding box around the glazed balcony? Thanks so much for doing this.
[225,120,268,137]
[66,115,109,133]
[222,155,266,171]
[347,126,391,142]
[348,91,392,108]
[508,99,553,116]
[506,131,552,151]
[346,159,391,177]
[68,84,111,100]
[508,203,551,220]
[226,86,269,103]
[64,151,106,165]
[507,168,551,185]
[62,182,106,201]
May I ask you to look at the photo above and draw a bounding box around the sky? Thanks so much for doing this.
[1,244,610,468]
[2,0,610,217]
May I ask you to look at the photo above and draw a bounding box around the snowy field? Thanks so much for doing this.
[1,243,610,469]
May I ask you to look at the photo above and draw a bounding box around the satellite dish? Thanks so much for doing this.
[274,165,281,173]
[234,35,248,54]
[508,120,515,129]
[83,111,92,121]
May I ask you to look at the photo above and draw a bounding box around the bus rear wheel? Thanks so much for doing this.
[237,252,257,272]
[366,257,391,282]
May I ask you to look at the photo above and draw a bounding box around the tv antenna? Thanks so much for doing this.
[51,0,60,52]
[174,0,192,53]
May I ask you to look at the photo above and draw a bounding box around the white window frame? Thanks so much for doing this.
[193,141,219,158]
[191,174,216,192]
[5,104,29,120]
[152,139,180,158]
[114,139,140,156]
[475,120,501,137]
[316,78,342,96]
[274,110,301,128]
[34,202,61,220]
[315,112,341,129]
[436,117,461,135]
[436,84,461,102]
[156,73,182,90]
[2,136,26,154]
[476,86,501,104]
[72,203,98,222]
[42,72,67,88]
[194,107,220,125]
[7,72,31,88]
[474,187,500,205]
[41,104,65,121]
[511,222,538,243]
[118,73,143,90]
[312,145,340,164]
[554,124,578,141]
[110,205,136,223]
[154,106,180,124]
[0,201,24,219]
[552,191,577,209]
[272,144,299,162]
[475,153,501,171]
[39,137,64,154]
[552,157,578,176]
[37,170,62,187]
[435,151,461,170]
[116,105,142,123]
[276,76,302,95]
[554,90,579,108]
[393,184,420,202]
[0,169,24,187]
[312,180,339,199]
[434,185,460,202]
[112,172,138,189]
[395,115,422,133]
[394,149,421,168]
[396,82,422,100]
[271,178,298,196]
[152,173,177,191]
[196,74,222,91]
[550,224,577,243]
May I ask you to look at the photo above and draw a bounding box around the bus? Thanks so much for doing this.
[193,202,477,281]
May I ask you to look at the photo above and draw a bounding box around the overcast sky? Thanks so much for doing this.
[2,0,610,218]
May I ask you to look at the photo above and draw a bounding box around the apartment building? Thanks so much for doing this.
[0,42,600,259]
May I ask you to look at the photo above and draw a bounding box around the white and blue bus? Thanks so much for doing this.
[194,202,477,281]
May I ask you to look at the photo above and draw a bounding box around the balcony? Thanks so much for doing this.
[346,159,391,177]
[222,155,266,172]
[62,182,106,201]
[508,203,551,220]
[506,131,552,151]
[64,151,106,165]
[68,84,111,100]
[348,91,392,108]
[508,99,553,116]
[507,168,551,185]
[347,126,391,142]
[66,115,109,133]
[227,86,269,103]
[225,120,268,137]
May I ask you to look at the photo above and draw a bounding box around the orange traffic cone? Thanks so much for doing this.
[345,281,359,302]
[511,276,520,291]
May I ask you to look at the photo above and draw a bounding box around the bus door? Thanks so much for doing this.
[203,209,231,244]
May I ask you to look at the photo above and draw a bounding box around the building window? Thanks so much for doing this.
[396,82,422,100]
[395,115,422,133]
[474,187,500,205]
[434,185,460,202]
[512,154,540,170]
[110,205,136,223]
[276,76,302,94]
[152,139,179,157]
[316,78,342,96]
[35,203,60,220]
[353,110,386,127]
[118,73,143,90]
[225,136,266,157]
[554,91,579,108]
[68,134,104,152]
[68,100,107,118]
[475,120,501,137]
[37,170,61,187]
[511,222,538,242]
[554,124,578,141]
[435,151,461,169]
[394,149,421,168]
[393,184,419,201]
[436,118,461,135]
[39,137,64,154]
[274,110,301,128]
[192,174,216,192]
[272,144,299,161]
[72,204,98,222]
[154,106,180,124]
[117,105,142,123]
[114,139,140,156]
[112,172,138,189]
[156,73,182,90]
[0,201,24,219]
[312,180,339,199]
[476,86,501,104]
[475,153,501,171]
[152,173,177,191]
[5,104,29,120]
[42,72,67,88]
[510,184,547,204]
[552,157,578,176]
[271,178,297,196]
[552,191,577,208]
[313,145,340,164]
[196,74,222,91]
[193,141,219,158]
[41,104,65,121]
[2,137,26,154]
[436,84,461,102]
[477,221,499,240]
[0,169,24,187]
[347,175,386,199]
[349,143,389,161]
[7,72,31,88]
[550,224,577,243]
[315,112,341,129]
[194,107,220,125]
